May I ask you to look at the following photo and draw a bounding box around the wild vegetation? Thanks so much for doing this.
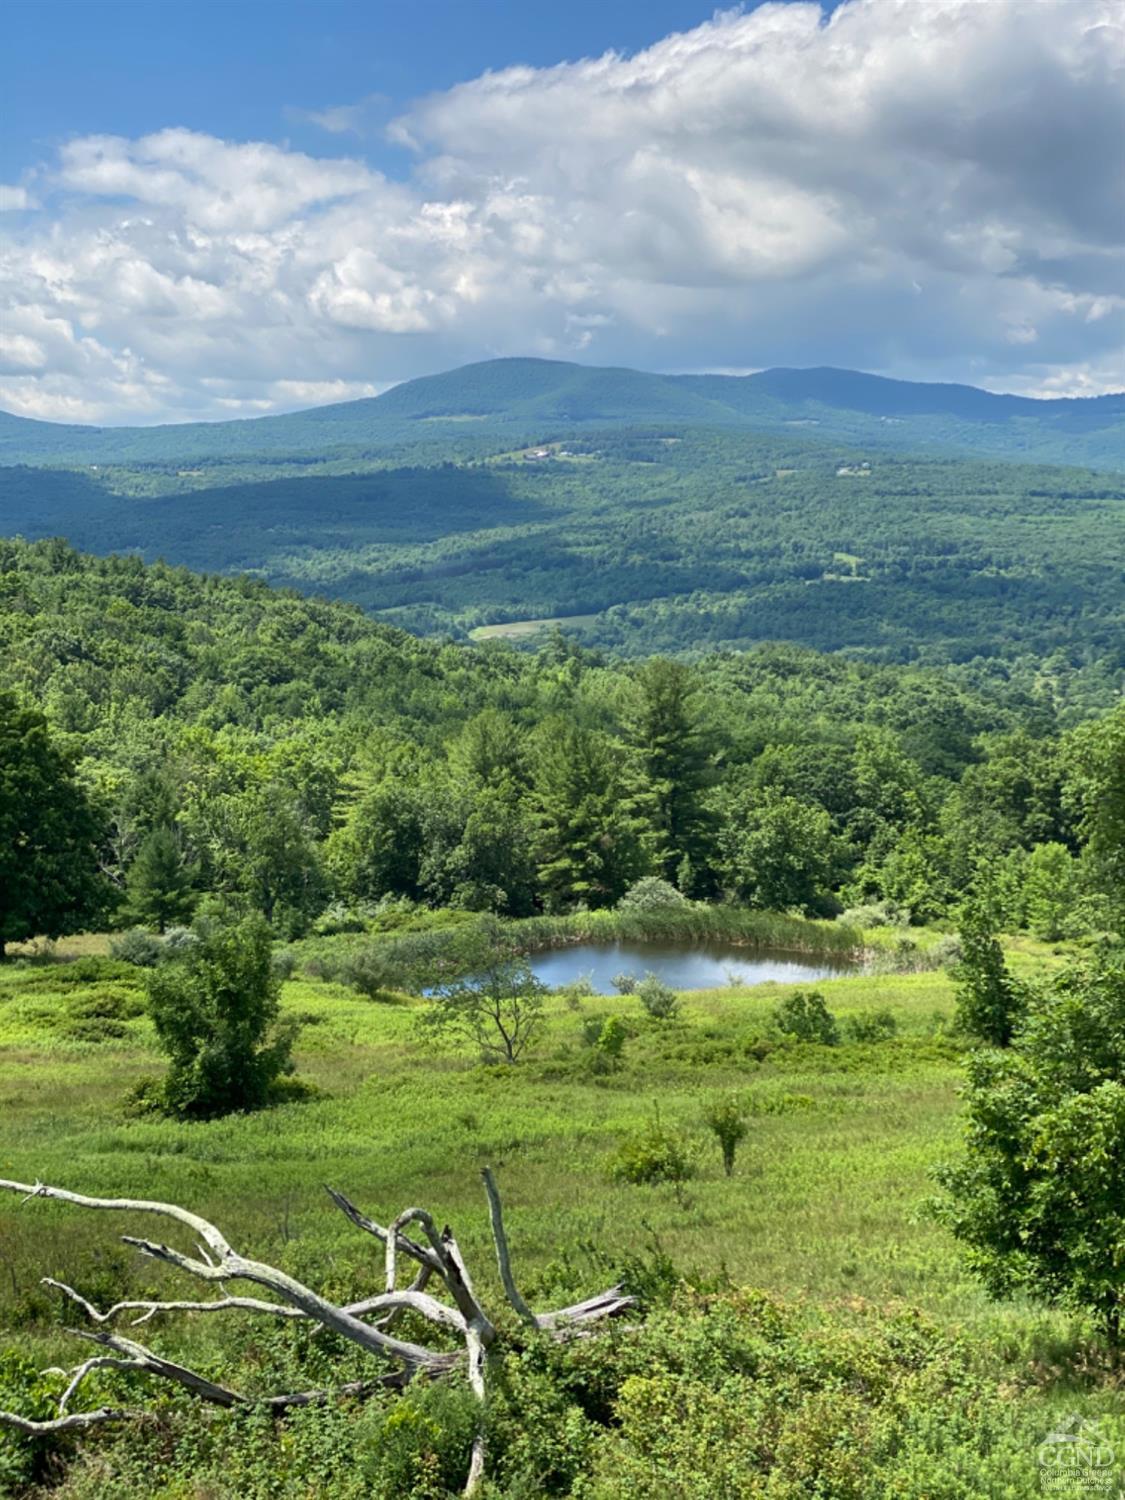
[0,539,1121,1494]
[3,420,1123,661]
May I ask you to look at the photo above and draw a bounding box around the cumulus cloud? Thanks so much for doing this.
[1,0,1122,423]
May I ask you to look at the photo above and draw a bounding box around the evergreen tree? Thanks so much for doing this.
[125,824,195,931]
[624,659,714,889]
[532,722,646,910]
[0,693,110,958]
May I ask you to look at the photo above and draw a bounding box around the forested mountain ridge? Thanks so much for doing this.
[0,536,1118,939]
[2,357,1123,468]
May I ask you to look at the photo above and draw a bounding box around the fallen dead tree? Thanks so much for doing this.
[0,1168,633,1495]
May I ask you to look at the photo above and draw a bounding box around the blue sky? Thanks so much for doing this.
[0,0,1121,424]
[3,1,772,182]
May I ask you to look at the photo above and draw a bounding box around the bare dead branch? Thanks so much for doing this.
[1,1167,634,1499]
[69,1329,247,1408]
[58,1357,144,1415]
[43,1278,305,1327]
[0,1180,232,1260]
[480,1167,538,1326]
[324,1186,443,1274]
[0,1407,141,1435]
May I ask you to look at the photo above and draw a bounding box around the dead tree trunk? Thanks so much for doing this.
[0,1169,633,1496]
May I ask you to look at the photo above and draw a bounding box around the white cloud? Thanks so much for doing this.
[288,95,389,136]
[0,0,1122,423]
[0,185,34,213]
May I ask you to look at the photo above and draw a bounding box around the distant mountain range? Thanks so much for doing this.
[2,358,1123,469]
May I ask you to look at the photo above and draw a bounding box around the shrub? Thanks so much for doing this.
[618,877,690,912]
[583,1014,630,1074]
[840,899,911,929]
[845,1008,898,1042]
[109,926,164,967]
[703,1096,750,1176]
[336,948,401,1000]
[612,1120,693,1185]
[636,973,680,1021]
[271,946,298,981]
[931,933,963,969]
[557,974,596,1008]
[161,924,199,959]
[146,912,300,1119]
[774,989,839,1045]
[954,904,1026,1046]
[313,901,371,937]
[612,971,638,994]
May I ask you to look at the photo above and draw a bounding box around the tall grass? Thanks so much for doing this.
[505,905,861,955]
[301,905,862,994]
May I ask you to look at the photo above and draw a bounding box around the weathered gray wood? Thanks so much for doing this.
[0,1168,634,1497]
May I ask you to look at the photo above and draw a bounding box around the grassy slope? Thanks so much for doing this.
[2,939,1121,1493]
[0,942,1090,1332]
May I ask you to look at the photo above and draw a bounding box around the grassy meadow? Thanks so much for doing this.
[0,938,1121,1496]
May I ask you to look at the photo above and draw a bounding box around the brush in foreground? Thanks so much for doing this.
[0,1170,633,1496]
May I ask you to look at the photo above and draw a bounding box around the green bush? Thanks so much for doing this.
[774,989,840,1046]
[146,912,300,1119]
[636,973,680,1021]
[584,1014,630,1074]
[335,948,401,1000]
[354,1381,480,1498]
[703,1096,750,1176]
[612,1121,693,1185]
[109,926,164,967]
[618,877,690,912]
[845,1008,898,1042]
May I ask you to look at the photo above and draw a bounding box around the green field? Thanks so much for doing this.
[2,939,1121,1497]
[469,613,602,642]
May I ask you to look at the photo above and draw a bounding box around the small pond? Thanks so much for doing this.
[524,940,857,995]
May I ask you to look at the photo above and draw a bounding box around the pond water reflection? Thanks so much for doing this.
[524,940,857,995]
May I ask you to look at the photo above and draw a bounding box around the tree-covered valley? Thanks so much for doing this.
[3,365,1124,663]
[1,373,1123,1498]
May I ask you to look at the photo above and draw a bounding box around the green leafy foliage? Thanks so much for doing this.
[635,973,680,1021]
[773,989,840,1046]
[953,903,1027,1047]
[936,944,1125,1342]
[146,911,299,1117]
[0,692,110,955]
[0,538,1119,954]
[612,1120,694,1185]
[702,1095,750,1176]
[418,952,547,1064]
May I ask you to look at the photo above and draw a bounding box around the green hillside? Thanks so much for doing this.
[2,427,1122,663]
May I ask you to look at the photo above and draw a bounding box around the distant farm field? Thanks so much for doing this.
[469,612,603,640]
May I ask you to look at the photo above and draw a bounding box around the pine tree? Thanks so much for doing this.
[532,722,646,910]
[624,658,714,889]
[125,824,195,932]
